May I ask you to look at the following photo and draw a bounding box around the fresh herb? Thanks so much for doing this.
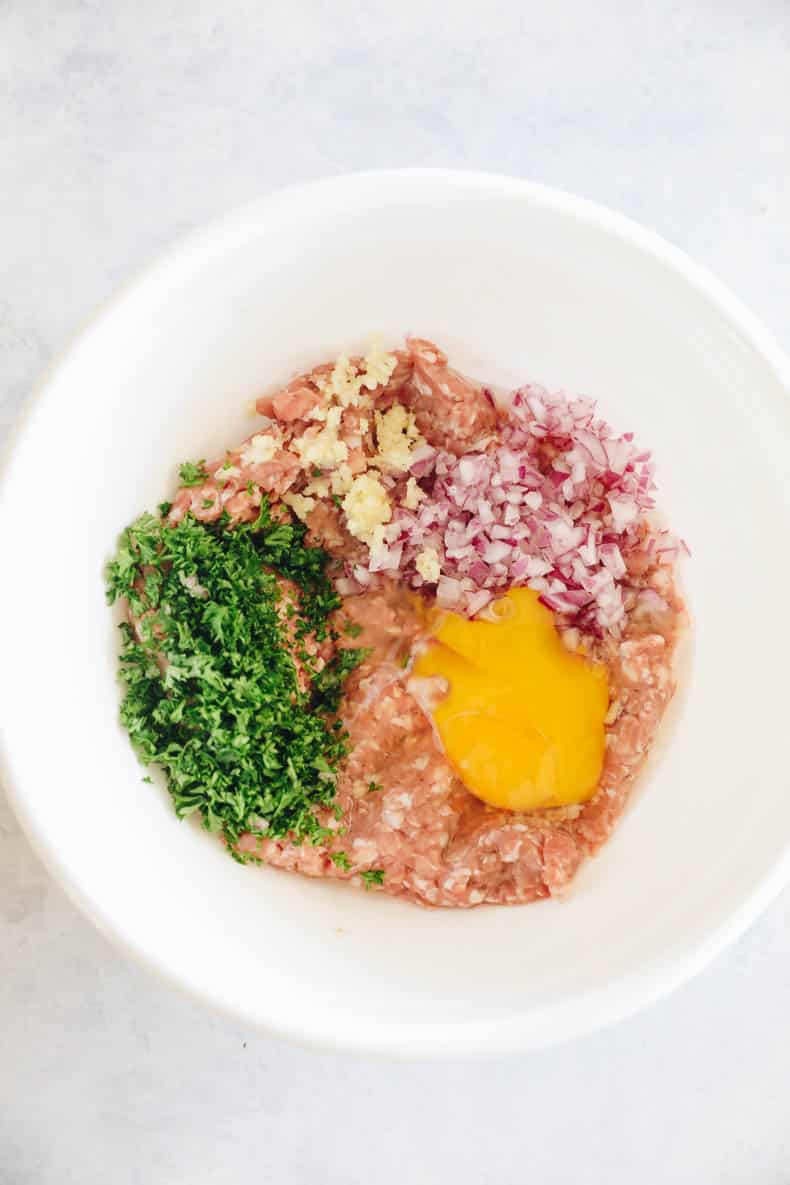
[344,619,363,638]
[246,481,256,495]
[330,851,352,871]
[367,780,383,794]
[312,646,370,714]
[201,497,214,509]
[311,466,323,477]
[332,494,343,509]
[158,501,172,517]
[105,496,365,856]
[360,869,385,889]
[179,459,209,487]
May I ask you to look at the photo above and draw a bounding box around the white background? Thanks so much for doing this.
[2,3,790,1182]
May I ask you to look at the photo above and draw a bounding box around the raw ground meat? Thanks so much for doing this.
[167,337,499,531]
[238,570,683,906]
[172,338,686,907]
[399,338,499,456]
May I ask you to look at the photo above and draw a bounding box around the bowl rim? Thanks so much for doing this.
[3,168,790,1058]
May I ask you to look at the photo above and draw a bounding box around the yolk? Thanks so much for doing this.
[411,588,609,811]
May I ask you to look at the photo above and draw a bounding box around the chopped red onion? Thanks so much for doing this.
[346,382,680,636]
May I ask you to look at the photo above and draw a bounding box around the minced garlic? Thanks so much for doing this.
[303,475,331,498]
[316,342,398,410]
[373,403,424,472]
[342,472,392,543]
[330,461,355,496]
[416,547,441,583]
[359,341,398,391]
[282,492,316,522]
[241,433,280,466]
[404,476,425,510]
[321,355,363,408]
[293,406,348,470]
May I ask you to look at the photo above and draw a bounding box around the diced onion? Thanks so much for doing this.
[347,382,680,635]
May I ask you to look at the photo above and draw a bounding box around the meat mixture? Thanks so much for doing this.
[168,338,686,907]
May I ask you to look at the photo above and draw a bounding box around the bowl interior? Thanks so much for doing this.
[3,172,790,1055]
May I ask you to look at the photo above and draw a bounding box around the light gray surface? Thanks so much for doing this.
[2,2,790,1181]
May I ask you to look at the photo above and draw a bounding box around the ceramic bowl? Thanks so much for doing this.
[3,171,790,1056]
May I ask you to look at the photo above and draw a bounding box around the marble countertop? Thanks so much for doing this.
[3,2,790,1181]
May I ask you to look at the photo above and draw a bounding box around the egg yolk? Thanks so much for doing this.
[411,588,609,811]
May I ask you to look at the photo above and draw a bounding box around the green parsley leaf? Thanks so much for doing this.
[106,495,364,858]
[360,869,385,889]
[312,647,369,714]
[179,460,209,487]
[330,851,352,871]
[367,780,383,794]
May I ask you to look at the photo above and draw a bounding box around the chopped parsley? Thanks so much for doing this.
[367,780,383,794]
[329,851,352,871]
[343,619,363,638]
[360,869,385,889]
[105,496,366,857]
[179,459,209,487]
[312,644,371,714]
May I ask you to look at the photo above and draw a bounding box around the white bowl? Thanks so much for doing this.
[3,170,790,1058]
